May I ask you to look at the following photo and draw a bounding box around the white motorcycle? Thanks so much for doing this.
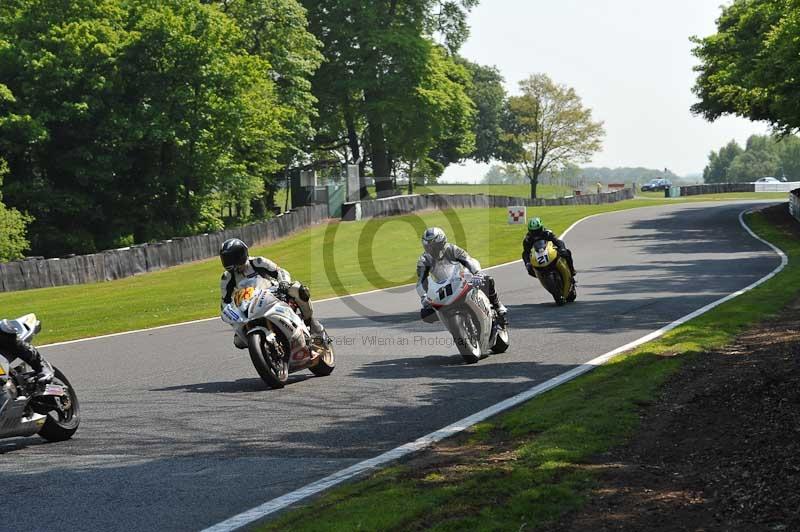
[221,277,335,389]
[0,314,80,442]
[425,261,510,363]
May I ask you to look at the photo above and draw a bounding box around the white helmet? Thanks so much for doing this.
[422,227,447,258]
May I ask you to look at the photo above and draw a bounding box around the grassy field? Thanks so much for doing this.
[258,207,797,532]
[0,197,706,344]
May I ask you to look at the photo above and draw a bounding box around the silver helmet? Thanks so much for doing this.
[421,227,447,259]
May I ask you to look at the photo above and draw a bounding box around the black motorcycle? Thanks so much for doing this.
[0,314,80,442]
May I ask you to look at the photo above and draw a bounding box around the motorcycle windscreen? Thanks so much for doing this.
[429,260,461,284]
[532,239,548,253]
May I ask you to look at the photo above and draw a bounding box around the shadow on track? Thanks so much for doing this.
[151,374,314,394]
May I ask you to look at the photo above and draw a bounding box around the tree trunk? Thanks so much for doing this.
[369,123,392,196]
[529,175,538,199]
[366,97,392,197]
[344,106,368,199]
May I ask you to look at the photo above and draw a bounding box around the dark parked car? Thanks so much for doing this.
[641,178,672,192]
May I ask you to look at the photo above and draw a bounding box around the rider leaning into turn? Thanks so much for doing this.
[416,227,508,326]
[219,238,326,347]
[0,321,54,383]
[522,217,577,279]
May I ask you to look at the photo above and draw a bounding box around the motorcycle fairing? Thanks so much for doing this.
[531,240,572,298]
[426,261,497,356]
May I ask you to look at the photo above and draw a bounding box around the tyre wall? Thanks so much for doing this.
[790,189,800,223]
[341,188,634,221]
[0,204,329,293]
[677,183,755,196]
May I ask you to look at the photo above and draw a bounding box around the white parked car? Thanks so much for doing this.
[754,177,782,183]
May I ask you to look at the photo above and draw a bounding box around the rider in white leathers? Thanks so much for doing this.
[415,227,507,325]
[219,238,325,348]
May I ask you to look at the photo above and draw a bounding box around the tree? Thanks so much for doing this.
[458,59,507,163]
[0,154,31,261]
[692,0,800,134]
[0,0,296,256]
[727,149,780,182]
[702,134,800,182]
[302,0,479,196]
[502,74,605,199]
[481,164,525,185]
[208,0,323,214]
[703,140,743,183]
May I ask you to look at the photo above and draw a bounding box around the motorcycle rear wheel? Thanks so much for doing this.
[248,333,288,389]
[491,326,510,354]
[38,367,80,442]
[567,283,577,303]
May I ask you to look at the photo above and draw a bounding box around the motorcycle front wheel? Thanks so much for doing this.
[248,333,289,389]
[310,340,335,377]
[456,313,482,364]
[38,367,80,442]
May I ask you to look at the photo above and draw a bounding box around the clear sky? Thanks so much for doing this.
[441,0,770,182]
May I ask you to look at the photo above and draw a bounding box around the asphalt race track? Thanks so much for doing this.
[1,201,783,532]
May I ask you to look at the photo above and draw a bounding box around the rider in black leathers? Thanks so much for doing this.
[522,217,576,279]
[0,320,54,383]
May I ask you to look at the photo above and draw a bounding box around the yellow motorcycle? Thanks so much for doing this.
[529,239,576,306]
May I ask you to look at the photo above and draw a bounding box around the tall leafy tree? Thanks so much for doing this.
[302,0,478,196]
[0,150,31,261]
[703,140,744,183]
[209,0,323,213]
[692,0,800,134]
[458,59,507,163]
[502,74,605,199]
[0,0,294,256]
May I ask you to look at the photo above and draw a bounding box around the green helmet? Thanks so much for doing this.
[527,217,543,232]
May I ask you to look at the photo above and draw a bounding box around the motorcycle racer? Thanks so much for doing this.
[416,227,507,326]
[219,238,325,348]
[0,320,54,383]
[522,217,576,279]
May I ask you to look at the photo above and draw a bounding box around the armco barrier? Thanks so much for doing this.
[677,183,755,196]
[0,204,329,293]
[341,188,634,221]
[755,181,800,193]
[790,189,800,223]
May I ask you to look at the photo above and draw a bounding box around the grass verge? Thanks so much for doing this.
[257,205,798,532]
[0,196,779,344]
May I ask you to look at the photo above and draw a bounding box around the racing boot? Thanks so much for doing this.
[481,274,508,327]
[305,318,329,345]
[15,340,54,384]
[493,302,508,327]
[35,358,55,384]
[24,345,55,384]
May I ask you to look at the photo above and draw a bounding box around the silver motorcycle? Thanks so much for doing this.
[221,277,335,389]
[0,314,80,442]
[424,261,510,363]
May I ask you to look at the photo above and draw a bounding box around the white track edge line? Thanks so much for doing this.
[39,210,608,348]
[200,207,787,532]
